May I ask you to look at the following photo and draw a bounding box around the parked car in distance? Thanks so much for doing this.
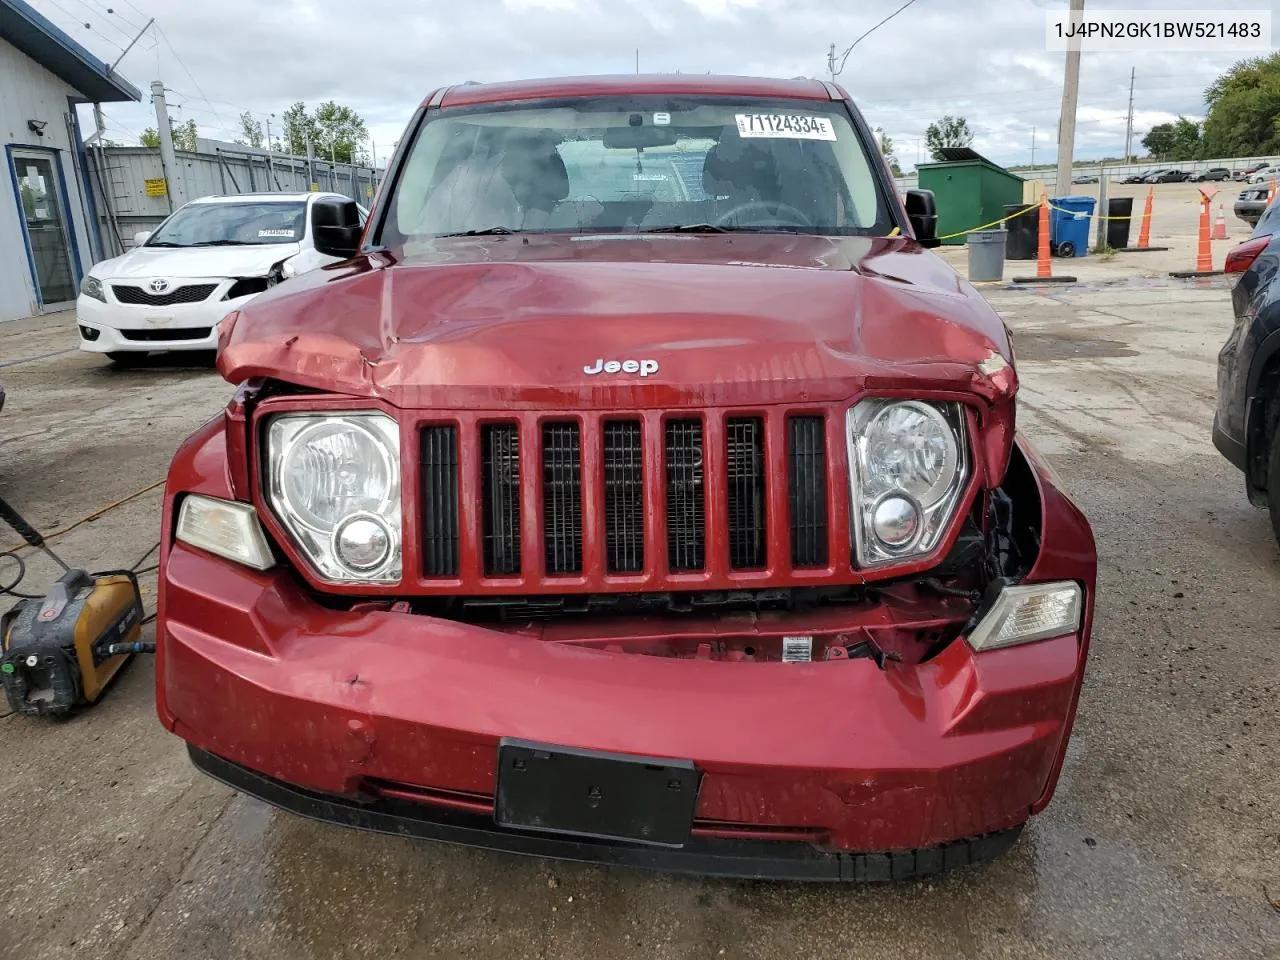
[1233,162,1270,181]
[1214,199,1280,543]
[1250,163,1276,184]
[1140,169,1169,183]
[1121,173,1149,184]
[1189,168,1231,182]
[1071,173,1099,184]
[1235,186,1271,227]
[1151,169,1192,183]
[76,192,367,366]
[159,73,1099,882]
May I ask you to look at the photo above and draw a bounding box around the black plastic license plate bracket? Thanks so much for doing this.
[495,739,700,848]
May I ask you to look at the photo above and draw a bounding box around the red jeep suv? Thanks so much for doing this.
[157,75,1097,881]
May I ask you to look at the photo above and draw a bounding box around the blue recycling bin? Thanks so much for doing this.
[1049,195,1097,257]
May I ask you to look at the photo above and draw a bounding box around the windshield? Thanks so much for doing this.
[379,96,892,243]
[147,201,307,247]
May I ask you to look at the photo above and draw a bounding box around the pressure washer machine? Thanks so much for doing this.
[1,496,153,718]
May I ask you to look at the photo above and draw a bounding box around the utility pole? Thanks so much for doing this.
[150,80,181,212]
[1055,0,1085,196]
[635,48,640,74]
[1123,67,1136,165]
[306,137,316,191]
[263,114,275,189]
[1031,126,1037,168]
[828,43,837,83]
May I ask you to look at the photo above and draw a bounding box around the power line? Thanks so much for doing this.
[154,23,231,139]
[65,0,135,44]
[79,0,149,34]
[115,0,151,25]
[831,0,923,79]
[168,89,259,113]
[35,0,124,54]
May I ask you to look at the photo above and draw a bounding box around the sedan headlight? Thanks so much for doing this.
[81,276,106,302]
[265,413,402,583]
[846,400,968,566]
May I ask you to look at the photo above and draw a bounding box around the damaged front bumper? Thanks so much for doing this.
[189,746,1025,881]
[156,437,1096,880]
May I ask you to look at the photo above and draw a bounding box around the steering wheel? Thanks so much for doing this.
[714,200,813,229]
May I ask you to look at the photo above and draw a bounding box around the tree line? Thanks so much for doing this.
[140,101,370,164]
[1143,51,1280,162]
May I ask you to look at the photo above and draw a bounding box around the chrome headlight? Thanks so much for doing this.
[265,413,402,583]
[846,400,968,567]
[81,276,106,302]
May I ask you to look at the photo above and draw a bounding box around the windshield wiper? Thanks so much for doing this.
[142,241,183,247]
[185,239,248,247]
[435,226,517,237]
[638,223,731,234]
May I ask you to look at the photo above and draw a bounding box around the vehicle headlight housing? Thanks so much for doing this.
[265,412,402,583]
[846,399,968,567]
[81,276,106,302]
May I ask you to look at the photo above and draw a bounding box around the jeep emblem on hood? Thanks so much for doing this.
[584,358,659,377]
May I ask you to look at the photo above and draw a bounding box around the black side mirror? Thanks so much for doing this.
[904,189,940,248]
[311,197,363,259]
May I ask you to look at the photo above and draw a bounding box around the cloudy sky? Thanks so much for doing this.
[32,0,1273,169]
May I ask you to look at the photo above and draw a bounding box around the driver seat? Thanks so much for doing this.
[701,128,782,211]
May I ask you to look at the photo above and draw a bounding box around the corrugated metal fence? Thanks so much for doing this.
[85,142,384,258]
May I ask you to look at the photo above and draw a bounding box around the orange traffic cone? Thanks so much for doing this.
[1212,203,1227,240]
[1170,191,1224,277]
[1013,195,1076,283]
[1269,178,1277,206]
[1036,194,1052,278]
[1126,186,1168,252]
[1138,187,1153,247]
[1195,196,1213,271]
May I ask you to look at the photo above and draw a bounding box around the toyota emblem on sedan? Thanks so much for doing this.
[148,278,170,294]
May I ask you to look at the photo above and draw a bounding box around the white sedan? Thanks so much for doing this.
[76,192,366,365]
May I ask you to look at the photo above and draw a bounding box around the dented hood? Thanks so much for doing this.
[218,234,1017,410]
[94,243,301,281]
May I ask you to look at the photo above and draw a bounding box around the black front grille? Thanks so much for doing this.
[788,417,828,567]
[603,421,644,573]
[425,411,833,583]
[726,417,766,569]
[665,419,705,572]
[112,283,217,306]
[481,424,521,576]
[118,327,212,342]
[542,422,583,575]
[421,426,459,577]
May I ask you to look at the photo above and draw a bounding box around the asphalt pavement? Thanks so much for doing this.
[0,267,1276,959]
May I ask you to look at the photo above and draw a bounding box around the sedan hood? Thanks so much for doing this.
[219,234,1017,411]
[95,243,301,280]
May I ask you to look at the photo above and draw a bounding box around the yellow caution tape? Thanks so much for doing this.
[935,203,1039,241]
[928,196,1155,242]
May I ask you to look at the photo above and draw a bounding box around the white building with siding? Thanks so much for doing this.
[0,0,139,322]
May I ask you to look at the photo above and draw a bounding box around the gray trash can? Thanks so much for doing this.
[967,229,1008,282]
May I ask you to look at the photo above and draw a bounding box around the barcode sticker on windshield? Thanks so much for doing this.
[258,229,295,238]
[735,114,836,141]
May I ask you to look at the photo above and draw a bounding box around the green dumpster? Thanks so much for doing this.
[916,148,1025,246]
